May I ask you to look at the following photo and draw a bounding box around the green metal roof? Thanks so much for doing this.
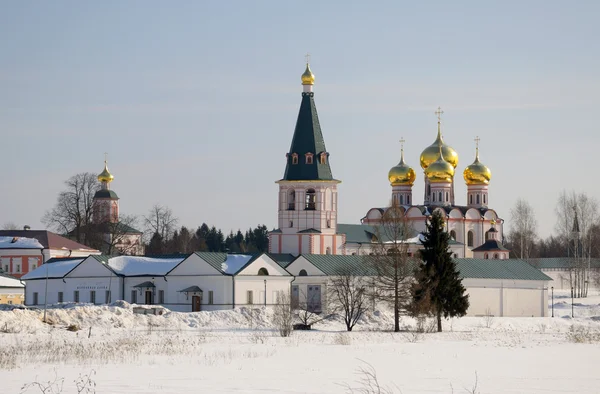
[527,258,600,270]
[337,224,376,244]
[94,189,119,199]
[471,239,508,252]
[298,228,321,234]
[193,252,228,272]
[268,253,296,268]
[454,258,552,281]
[299,254,377,276]
[281,92,336,181]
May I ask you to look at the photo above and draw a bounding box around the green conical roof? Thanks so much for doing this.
[281,92,336,181]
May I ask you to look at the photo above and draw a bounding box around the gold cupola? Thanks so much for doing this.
[97,158,114,184]
[419,107,459,170]
[301,63,315,85]
[463,140,491,185]
[388,140,416,186]
[425,146,455,183]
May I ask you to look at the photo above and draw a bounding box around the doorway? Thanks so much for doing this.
[145,290,153,305]
[192,295,202,312]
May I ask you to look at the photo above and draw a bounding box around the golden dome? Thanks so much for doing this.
[425,146,455,183]
[388,146,416,186]
[419,122,459,170]
[98,161,114,183]
[301,63,315,85]
[463,147,491,185]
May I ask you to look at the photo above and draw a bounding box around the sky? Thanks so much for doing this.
[1,1,599,239]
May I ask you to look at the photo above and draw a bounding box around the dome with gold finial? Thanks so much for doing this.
[463,145,491,185]
[98,161,114,183]
[420,108,459,170]
[388,142,416,186]
[425,146,455,183]
[301,63,315,85]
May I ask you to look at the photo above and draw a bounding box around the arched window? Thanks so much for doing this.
[400,195,404,204]
[407,195,410,204]
[299,269,307,276]
[288,189,295,211]
[258,268,269,276]
[305,189,316,210]
[326,247,332,255]
[493,253,499,259]
[291,153,298,165]
[470,195,473,205]
[432,193,436,202]
[439,192,442,202]
[484,253,489,259]
[483,194,487,204]
[476,194,480,204]
[305,152,314,164]
[450,230,456,240]
[320,152,327,164]
[446,192,449,202]
[467,231,474,247]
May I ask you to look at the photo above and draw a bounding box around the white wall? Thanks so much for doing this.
[463,278,548,317]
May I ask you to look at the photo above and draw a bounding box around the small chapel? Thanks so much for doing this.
[268,62,508,259]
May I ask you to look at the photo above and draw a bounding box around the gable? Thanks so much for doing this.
[237,254,291,276]
[67,256,117,278]
[286,256,326,276]
[168,253,223,276]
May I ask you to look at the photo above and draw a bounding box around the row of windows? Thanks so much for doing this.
[2,263,35,273]
[289,152,328,165]
[288,219,332,228]
[31,290,216,306]
[450,230,496,247]
[469,193,487,205]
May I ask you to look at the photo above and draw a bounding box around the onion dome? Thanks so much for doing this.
[97,160,114,183]
[388,143,416,186]
[463,146,491,185]
[301,63,315,85]
[425,146,455,183]
[420,116,459,170]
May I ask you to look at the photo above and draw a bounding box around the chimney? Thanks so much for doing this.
[23,225,30,231]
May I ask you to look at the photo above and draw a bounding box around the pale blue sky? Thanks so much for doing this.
[1,1,598,238]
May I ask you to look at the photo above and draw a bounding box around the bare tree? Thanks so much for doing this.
[555,191,599,297]
[293,287,332,328]
[144,204,178,242]
[1,222,19,230]
[509,198,537,259]
[42,173,100,242]
[96,214,142,255]
[272,290,293,337]
[329,269,369,332]
[369,203,415,332]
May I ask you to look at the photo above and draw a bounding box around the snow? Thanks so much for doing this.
[0,275,23,288]
[108,256,185,276]
[21,258,84,280]
[221,254,253,274]
[0,236,43,249]
[1,290,599,393]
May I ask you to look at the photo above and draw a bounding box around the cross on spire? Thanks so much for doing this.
[305,53,311,64]
[399,137,405,150]
[474,136,480,149]
[104,152,108,165]
[435,106,444,122]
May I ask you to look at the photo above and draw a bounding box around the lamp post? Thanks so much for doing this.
[571,286,574,318]
[264,279,267,307]
[43,261,49,323]
[551,286,554,318]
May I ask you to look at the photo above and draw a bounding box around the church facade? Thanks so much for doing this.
[269,63,505,259]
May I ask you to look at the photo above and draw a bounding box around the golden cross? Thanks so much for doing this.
[305,53,311,64]
[435,106,444,122]
[474,136,480,149]
[399,137,405,150]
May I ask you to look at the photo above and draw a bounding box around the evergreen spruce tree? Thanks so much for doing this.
[414,210,469,332]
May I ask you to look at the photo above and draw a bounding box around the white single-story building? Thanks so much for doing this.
[0,272,24,305]
[527,258,600,292]
[22,252,293,312]
[282,255,552,317]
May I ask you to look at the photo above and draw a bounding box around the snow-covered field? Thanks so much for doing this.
[1,291,599,393]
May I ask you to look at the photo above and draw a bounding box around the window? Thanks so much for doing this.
[484,253,489,259]
[7,301,12,305]
[31,264,37,271]
[247,290,253,305]
[320,152,327,164]
[450,230,456,240]
[58,292,63,303]
[326,247,331,255]
[258,267,269,276]
[305,153,314,164]
[33,292,39,305]
[305,189,316,210]
[158,290,164,304]
[400,195,404,204]
[288,190,296,211]
[407,195,410,204]
[446,192,449,202]
[476,194,480,204]
[208,291,214,305]
[439,192,442,202]
[326,219,331,228]
[90,291,96,304]
[289,220,293,228]
[16,264,20,273]
[467,231,474,247]
[292,153,298,165]
[493,253,499,259]
[131,290,137,304]
[291,285,299,307]
[105,290,111,304]
[298,269,307,276]
[74,291,79,303]
[470,195,473,205]
[453,253,458,258]
[483,194,487,204]
[432,193,435,202]
[3,264,7,272]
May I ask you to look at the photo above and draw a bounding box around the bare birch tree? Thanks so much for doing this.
[144,204,178,242]
[369,203,415,332]
[509,198,537,259]
[42,173,100,242]
[272,290,293,337]
[328,269,369,331]
[555,191,599,297]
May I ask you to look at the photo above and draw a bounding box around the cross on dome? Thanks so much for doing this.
[305,53,311,64]
[435,107,444,122]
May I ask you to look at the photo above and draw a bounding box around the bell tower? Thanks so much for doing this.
[93,154,119,224]
[269,58,344,256]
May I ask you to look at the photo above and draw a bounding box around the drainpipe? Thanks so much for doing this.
[231,275,235,310]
